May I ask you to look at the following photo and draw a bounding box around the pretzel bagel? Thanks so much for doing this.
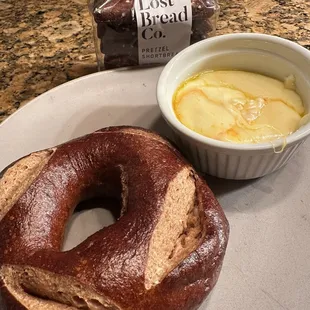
[0,126,229,310]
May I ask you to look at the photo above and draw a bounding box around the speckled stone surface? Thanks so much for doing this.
[0,0,309,123]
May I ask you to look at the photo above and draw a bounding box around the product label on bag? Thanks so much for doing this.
[134,0,192,65]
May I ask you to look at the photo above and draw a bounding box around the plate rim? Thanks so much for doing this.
[0,66,162,129]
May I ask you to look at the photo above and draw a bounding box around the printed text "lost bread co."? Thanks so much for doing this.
[138,0,189,39]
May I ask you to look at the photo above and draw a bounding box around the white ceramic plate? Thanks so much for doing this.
[1,67,310,310]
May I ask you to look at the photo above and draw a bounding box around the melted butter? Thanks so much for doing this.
[173,70,306,144]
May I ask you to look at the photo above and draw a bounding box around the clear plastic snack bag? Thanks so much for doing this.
[89,0,220,70]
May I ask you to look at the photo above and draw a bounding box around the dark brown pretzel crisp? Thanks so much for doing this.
[90,0,218,69]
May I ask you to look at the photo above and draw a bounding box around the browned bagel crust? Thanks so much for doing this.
[0,126,229,310]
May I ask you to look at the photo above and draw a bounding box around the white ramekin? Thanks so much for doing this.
[157,33,310,180]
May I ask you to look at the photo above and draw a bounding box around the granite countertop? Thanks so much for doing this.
[0,0,309,123]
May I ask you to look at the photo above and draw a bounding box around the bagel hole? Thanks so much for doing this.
[62,197,122,251]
